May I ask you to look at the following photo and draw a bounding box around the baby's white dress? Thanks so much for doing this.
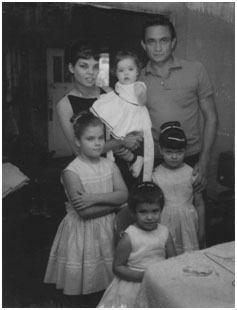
[90,81,154,181]
[97,224,169,308]
[152,163,199,254]
[44,157,115,295]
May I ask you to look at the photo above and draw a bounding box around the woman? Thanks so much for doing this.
[57,40,143,186]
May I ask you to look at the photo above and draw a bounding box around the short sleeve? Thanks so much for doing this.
[135,81,147,91]
[196,62,214,99]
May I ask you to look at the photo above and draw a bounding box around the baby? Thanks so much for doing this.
[91,49,154,181]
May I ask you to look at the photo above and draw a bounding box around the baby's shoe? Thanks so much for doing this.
[132,156,144,178]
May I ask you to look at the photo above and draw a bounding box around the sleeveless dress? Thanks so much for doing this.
[97,224,169,308]
[44,156,116,295]
[152,163,199,255]
[67,87,106,115]
[90,82,154,182]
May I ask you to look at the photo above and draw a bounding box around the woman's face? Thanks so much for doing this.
[69,57,100,87]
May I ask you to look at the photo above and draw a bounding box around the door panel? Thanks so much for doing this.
[47,48,73,157]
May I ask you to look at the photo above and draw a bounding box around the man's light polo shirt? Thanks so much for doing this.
[139,57,214,158]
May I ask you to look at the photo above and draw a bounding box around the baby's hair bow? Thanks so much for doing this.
[167,137,186,142]
[70,111,89,125]
[160,121,182,134]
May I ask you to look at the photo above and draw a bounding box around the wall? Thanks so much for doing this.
[184,6,235,196]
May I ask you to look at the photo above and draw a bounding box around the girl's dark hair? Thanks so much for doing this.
[110,49,142,76]
[159,121,187,149]
[128,182,164,213]
[142,15,176,41]
[70,111,104,139]
[65,40,100,66]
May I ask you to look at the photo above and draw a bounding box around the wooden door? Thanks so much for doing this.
[46,48,74,157]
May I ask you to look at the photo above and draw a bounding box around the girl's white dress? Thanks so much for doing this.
[97,224,169,308]
[44,157,116,295]
[90,81,154,181]
[152,163,199,255]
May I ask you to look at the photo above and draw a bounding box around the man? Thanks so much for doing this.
[139,16,218,192]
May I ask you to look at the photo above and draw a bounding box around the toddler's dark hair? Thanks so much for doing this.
[70,111,104,139]
[128,182,164,213]
[159,121,187,149]
[65,39,100,66]
[110,49,141,77]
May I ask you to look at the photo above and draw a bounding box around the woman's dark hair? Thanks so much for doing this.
[70,111,104,139]
[128,182,164,213]
[65,40,100,66]
[142,15,176,41]
[159,121,187,149]
[110,48,142,77]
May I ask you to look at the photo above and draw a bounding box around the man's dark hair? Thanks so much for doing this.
[142,15,176,41]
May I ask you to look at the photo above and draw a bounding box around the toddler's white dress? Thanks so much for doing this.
[97,223,169,308]
[152,163,199,255]
[44,157,115,295]
[90,81,154,181]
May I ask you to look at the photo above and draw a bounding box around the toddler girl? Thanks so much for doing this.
[44,112,128,295]
[97,181,176,308]
[90,49,154,182]
[152,121,206,255]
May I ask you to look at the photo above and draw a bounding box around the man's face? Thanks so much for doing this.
[141,25,176,64]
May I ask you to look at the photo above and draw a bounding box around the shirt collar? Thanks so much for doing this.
[144,56,182,75]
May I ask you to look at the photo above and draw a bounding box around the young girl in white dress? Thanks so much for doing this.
[97,181,176,308]
[44,112,128,295]
[90,49,154,182]
[152,121,206,255]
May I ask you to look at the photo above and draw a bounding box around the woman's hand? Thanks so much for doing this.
[123,131,143,151]
[113,147,134,162]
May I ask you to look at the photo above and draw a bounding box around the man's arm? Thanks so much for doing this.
[193,191,206,249]
[193,95,218,192]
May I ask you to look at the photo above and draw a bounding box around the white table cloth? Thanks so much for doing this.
[136,241,235,308]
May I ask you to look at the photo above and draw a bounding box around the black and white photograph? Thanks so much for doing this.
[2,2,235,308]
